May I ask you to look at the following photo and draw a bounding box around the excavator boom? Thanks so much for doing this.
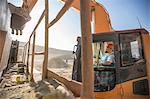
[59,0,112,32]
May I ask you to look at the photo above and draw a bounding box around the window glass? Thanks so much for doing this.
[120,33,143,66]
[130,41,140,59]
[93,41,116,92]
[93,41,115,66]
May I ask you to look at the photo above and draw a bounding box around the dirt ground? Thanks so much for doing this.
[0,62,75,99]
[0,80,75,99]
[32,57,73,81]
[0,45,75,99]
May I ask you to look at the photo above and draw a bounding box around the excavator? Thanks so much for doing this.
[0,0,150,99]
[73,28,150,99]
[68,0,150,99]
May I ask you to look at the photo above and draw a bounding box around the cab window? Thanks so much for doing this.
[119,33,144,66]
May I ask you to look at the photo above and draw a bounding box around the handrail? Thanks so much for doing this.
[30,32,36,81]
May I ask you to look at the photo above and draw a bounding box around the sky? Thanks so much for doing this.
[8,0,150,50]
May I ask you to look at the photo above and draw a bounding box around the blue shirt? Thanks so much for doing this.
[101,53,114,63]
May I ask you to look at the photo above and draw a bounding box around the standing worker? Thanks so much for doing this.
[72,36,82,82]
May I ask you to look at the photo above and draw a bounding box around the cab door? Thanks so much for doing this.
[93,33,122,99]
[118,32,149,99]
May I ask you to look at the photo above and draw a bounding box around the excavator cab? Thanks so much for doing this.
[93,29,150,98]
[72,29,150,98]
[93,29,147,87]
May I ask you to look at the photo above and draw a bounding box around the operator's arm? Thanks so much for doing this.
[102,55,114,66]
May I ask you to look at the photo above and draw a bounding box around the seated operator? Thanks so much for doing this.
[101,44,114,66]
[94,44,115,91]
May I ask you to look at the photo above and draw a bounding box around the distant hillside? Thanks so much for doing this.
[18,42,73,77]
[19,42,74,60]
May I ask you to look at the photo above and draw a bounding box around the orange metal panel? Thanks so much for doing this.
[118,77,150,99]
[94,3,112,32]
[95,77,150,99]
[95,85,121,99]
[142,33,150,95]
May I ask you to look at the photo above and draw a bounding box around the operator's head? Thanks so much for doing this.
[106,44,113,54]
[107,44,113,49]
